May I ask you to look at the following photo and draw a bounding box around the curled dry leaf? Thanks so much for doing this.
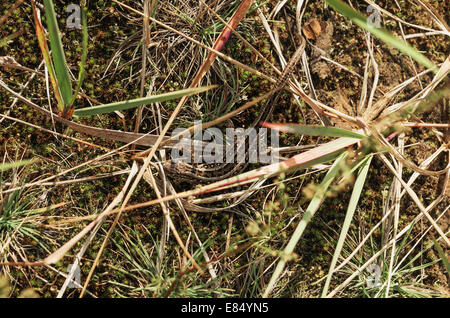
[302,19,322,40]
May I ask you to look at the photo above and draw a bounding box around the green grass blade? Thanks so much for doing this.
[31,0,64,111]
[321,155,372,297]
[394,220,415,260]
[261,122,366,139]
[263,152,347,297]
[0,160,33,172]
[68,4,88,109]
[73,85,218,117]
[43,0,73,106]
[325,0,437,73]
[432,236,450,280]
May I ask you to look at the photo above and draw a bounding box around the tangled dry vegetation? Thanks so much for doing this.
[0,0,449,298]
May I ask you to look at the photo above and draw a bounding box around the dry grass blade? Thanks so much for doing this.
[0,56,43,75]
[133,0,151,140]
[198,0,280,75]
[371,128,449,177]
[379,154,450,246]
[0,113,111,154]
[385,134,404,297]
[143,169,218,280]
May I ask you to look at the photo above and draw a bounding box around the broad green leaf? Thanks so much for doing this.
[321,155,372,297]
[0,160,33,172]
[261,122,366,139]
[43,0,73,107]
[263,153,347,297]
[73,85,218,117]
[325,0,437,73]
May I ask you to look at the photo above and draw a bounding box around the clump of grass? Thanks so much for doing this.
[0,182,56,275]
[109,226,233,298]
[322,215,449,298]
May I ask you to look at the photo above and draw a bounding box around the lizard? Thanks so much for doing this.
[161,36,307,183]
